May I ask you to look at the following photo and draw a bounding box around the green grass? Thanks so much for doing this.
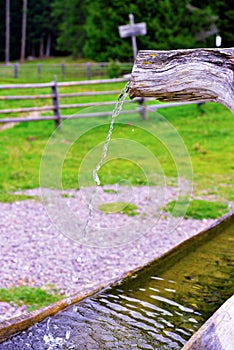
[61,193,75,198]
[0,192,39,203]
[0,100,233,202]
[103,189,119,194]
[98,201,139,216]
[0,56,88,84]
[164,199,229,220]
[0,286,64,312]
[0,56,131,84]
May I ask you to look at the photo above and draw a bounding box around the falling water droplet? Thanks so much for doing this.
[72,274,79,283]
[65,330,71,340]
[93,81,130,187]
[73,305,78,312]
[76,256,82,263]
[46,318,51,332]
[83,81,130,236]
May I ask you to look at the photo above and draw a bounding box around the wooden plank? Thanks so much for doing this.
[129,48,234,114]
[57,77,128,87]
[0,78,128,90]
[182,295,234,350]
[146,100,207,111]
[0,110,138,123]
[0,90,122,101]
[0,106,54,114]
[0,82,53,89]
[61,109,137,119]
[0,116,56,123]
[59,99,135,109]
[0,94,54,100]
[58,90,122,98]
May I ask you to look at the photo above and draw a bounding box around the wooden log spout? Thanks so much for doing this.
[129,48,234,114]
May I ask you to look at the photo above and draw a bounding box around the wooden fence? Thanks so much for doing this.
[0,77,204,129]
[0,62,133,81]
[0,77,138,128]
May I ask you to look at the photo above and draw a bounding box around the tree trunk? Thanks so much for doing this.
[32,45,35,58]
[45,33,51,57]
[20,0,27,63]
[39,36,44,58]
[129,48,234,114]
[5,0,10,64]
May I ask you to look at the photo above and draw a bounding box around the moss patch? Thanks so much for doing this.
[98,201,139,216]
[164,199,229,220]
[0,192,39,203]
[0,286,63,312]
[103,189,119,194]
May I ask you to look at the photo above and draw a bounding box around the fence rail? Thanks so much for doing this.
[0,77,204,128]
[0,77,135,127]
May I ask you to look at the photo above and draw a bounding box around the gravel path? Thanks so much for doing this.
[0,185,232,322]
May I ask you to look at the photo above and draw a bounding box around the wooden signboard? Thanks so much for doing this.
[119,22,146,38]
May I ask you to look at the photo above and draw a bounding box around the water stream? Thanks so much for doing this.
[1,215,233,349]
[83,81,130,235]
[93,81,130,187]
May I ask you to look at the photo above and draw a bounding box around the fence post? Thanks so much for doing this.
[37,63,41,79]
[61,61,65,79]
[51,76,61,128]
[14,63,19,79]
[138,97,148,120]
[87,62,91,80]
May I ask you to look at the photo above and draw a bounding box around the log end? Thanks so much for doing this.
[129,48,234,114]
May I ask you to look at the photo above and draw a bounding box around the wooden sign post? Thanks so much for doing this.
[129,48,234,114]
[119,14,146,60]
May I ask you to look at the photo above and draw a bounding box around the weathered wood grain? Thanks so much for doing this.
[129,48,234,114]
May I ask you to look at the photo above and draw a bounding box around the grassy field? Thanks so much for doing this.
[0,56,90,84]
[0,95,233,202]
[0,56,131,83]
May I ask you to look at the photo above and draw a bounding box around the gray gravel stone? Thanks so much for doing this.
[0,302,27,322]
